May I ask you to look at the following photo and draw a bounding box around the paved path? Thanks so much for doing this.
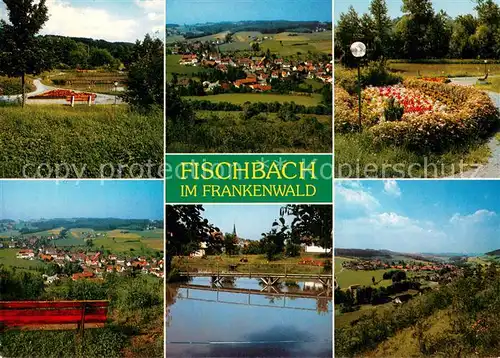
[449,77,500,178]
[0,78,122,105]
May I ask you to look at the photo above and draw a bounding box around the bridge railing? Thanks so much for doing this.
[176,259,332,277]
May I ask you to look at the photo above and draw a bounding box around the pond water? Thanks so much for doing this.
[166,277,332,358]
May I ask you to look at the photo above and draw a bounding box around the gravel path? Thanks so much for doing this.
[0,78,122,105]
[449,77,500,178]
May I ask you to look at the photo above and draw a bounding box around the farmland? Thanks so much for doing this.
[93,229,164,253]
[0,105,163,178]
[184,93,322,105]
[0,249,46,270]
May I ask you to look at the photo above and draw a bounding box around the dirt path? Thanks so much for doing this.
[449,77,500,178]
[0,78,122,105]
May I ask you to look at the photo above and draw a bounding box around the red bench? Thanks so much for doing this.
[0,300,109,331]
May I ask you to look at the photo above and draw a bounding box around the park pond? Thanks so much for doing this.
[166,277,332,357]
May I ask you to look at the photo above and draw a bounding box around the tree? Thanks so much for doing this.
[262,217,289,261]
[223,233,238,255]
[334,6,363,66]
[251,42,260,52]
[282,205,333,252]
[369,0,392,59]
[122,34,163,111]
[88,48,114,67]
[0,0,50,107]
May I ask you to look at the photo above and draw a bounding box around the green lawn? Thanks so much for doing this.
[475,76,500,93]
[0,249,45,270]
[0,230,21,238]
[260,32,332,56]
[387,61,500,78]
[166,55,207,80]
[185,93,322,105]
[335,268,393,289]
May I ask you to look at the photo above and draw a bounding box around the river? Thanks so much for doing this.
[166,277,333,357]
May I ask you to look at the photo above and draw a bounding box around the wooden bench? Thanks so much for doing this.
[0,300,109,331]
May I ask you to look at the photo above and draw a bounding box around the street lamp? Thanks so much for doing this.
[484,60,488,76]
[114,81,118,105]
[350,41,366,131]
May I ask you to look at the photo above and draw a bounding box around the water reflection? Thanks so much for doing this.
[166,277,332,357]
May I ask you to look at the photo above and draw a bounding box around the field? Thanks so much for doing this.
[0,105,163,178]
[166,55,207,80]
[93,229,164,252]
[69,228,95,239]
[261,31,332,56]
[387,61,500,78]
[0,249,45,270]
[173,253,331,275]
[335,268,393,288]
[184,93,322,105]
[0,230,21,238]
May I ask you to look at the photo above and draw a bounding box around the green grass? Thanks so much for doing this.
[476,76,500,93]
[184,93,322,105]
[335,131,491,178]
[260,32,332,56]
[0,249,45,270]
[387,61,500,78]
[0,76,35,95]
[334,256,356,274]
[173,254,331,275]
[166,55,207,81]
[93,230,164,253]
[335,268,393,289]
[335,302,393,329]
[0,105,162,178]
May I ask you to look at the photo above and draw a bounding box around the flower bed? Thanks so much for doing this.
[29,89,96,100]
[419,77,451,84]
[335,79,500,152]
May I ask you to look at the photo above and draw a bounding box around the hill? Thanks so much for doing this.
[486,249,500,256]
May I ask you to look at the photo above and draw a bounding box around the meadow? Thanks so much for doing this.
[173,253,331,275]
[335,268,393,288]
[476,76,500,93]
[184,93,322,105]
[387,61,500,78]
[166,55,207,81]
[0,249,46,270]
[93,229,164,253]
[0,105,163,178]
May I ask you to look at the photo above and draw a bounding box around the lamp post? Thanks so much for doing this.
[114,81,118,105]
[350,42,366,131]
[484,60,488,76]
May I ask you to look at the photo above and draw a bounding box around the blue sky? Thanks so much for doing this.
[167,0,332,24]
[0,0,164,42]
[335,0,478,21]
[202,205,291,241]
[335,180,500,254]
[0,180,163,220]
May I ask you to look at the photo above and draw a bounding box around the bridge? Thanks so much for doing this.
[179,270,332,288]
[180,284,331,312]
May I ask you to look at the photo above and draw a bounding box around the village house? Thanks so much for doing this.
[16,249,35,259]
[179,54,198,65]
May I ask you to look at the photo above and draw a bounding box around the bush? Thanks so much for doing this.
[384,97,404,122]
[335,62,402,95]
[336,79,500,153]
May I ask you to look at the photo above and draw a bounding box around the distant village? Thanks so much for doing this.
[341,259,457,273]
[169,40,332,93]
[2,229,164,283]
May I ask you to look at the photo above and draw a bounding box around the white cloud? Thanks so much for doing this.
[25,0,165,42]
[450,209,496,224]
[383,180,401,197]
[336,183,379,212]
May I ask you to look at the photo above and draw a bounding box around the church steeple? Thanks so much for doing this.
[233,222,237,237]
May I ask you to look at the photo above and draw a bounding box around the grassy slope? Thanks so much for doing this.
[0,105,163,178]
[476,77,500,93]
[185,93,322,105]
[335,268,393,288]
[166,55,207,81]
[0,249,45,269]
[93,229,164,252]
